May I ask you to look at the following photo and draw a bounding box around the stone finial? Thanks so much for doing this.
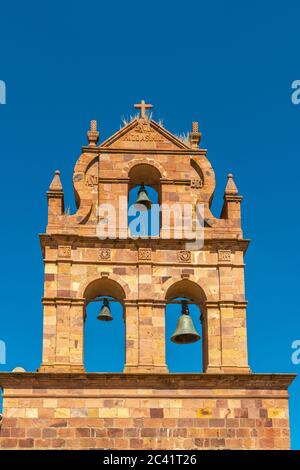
[87,119,99,146]
[225,173,239,195]
[192,121,198,133]
[221,173,242,223]
[49,170,63,192]
[189,121,201,149]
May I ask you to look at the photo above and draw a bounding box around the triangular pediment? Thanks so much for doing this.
[100,119,189,150]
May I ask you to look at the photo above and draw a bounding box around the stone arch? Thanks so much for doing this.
[124,158,167,180]
[164,277,208,309]
[127,162,163,237]
[164,278,208,372]
[79,273,130,303]
[66,152,97,224]
[83,276,127,372]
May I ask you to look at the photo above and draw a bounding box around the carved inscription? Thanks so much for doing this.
[123,121,165,142]
[85,175,98,186]
[190,179,203,189]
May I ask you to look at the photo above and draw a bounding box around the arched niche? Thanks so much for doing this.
[165,280,207,373]
[128,164,162,238]
[83,278,126,372]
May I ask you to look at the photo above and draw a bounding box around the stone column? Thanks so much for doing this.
[40,298,85,373]
[138,301,168,373]
[40,299,57,368]
[123,300,139,372]
[219,301,250,373]
[203,301,222,373]
[152,301,168,372]
[124,300,168,373]
[69,300,85,371]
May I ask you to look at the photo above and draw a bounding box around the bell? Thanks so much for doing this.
[134,183,152,210]
[97,298,113,321]
[171,301,201,344]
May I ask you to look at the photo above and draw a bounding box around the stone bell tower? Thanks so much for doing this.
[0,101,295,450]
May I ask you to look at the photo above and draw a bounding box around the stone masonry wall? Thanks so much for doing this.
[0,375,292,450]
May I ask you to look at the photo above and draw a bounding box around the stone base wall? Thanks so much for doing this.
[0,373,293,450]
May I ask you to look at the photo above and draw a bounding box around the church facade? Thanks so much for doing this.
[0,102,295,449]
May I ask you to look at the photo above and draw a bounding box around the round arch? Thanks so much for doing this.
[125,158,167,180]
[78,273,130,302]
[164,279,207,373]
[164,278,207,309]
[83,276,127,372]
[83,278,126,303]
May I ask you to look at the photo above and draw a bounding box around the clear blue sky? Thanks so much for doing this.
[0,0,299,449]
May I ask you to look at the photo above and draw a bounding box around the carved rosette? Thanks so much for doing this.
[58,246,71,258]
[99,248,111,261]
[177,250,191,263]
[218,250,232,262]
[138,248,152,261]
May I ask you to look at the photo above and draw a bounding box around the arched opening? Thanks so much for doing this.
[165,280,206,373]
[128,164,161,238]
[83,278,126,372]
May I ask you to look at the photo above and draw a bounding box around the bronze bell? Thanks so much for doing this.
[134,183,152,210]
[97,298,113,321]
[171,300,201,344]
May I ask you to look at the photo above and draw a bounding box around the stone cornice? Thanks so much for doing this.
[81,146,208,156]
[0,372,295,390]
[39,234,250,253]
[123,299,167,307]
[97,177,191,186]
[42,297,85,306]
[43,259,246,269]
[206,301,248,308]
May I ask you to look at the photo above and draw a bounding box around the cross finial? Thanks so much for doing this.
[134,99,153,119]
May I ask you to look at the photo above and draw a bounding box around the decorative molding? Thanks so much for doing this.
[98,248,111,261]
[42,297,85,306]
[138,247,152,261]
[177,250,191,263]
[0,372,295,390]
[218,249,231,262]
[58,245,71,258]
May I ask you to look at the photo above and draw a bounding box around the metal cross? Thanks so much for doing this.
[134,99,153,119]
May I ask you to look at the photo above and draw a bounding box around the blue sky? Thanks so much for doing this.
[0,0,299,449]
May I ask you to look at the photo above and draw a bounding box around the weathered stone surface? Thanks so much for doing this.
[0,104,294,449]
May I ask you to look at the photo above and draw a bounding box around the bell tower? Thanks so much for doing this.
[40,101,251,375]
[0,101,295,450]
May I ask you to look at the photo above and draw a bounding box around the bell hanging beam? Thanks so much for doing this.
[170,300,201,344]
[97,298,113,321]
[134,183,152,210]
